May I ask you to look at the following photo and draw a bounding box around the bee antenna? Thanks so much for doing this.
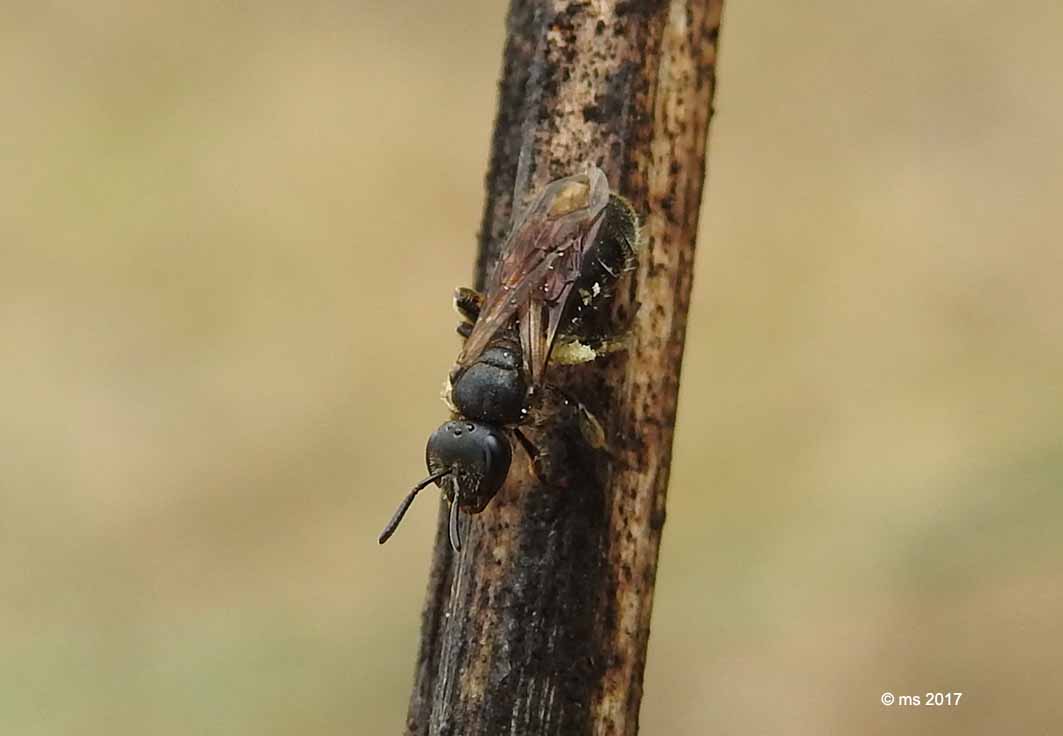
[378,469,450,545]
[448,489,462,552]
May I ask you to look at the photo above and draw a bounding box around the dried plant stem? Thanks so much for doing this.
[405,1,724,734]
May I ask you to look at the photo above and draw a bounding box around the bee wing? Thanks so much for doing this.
[515,237,588,387]
[458,167,611,387]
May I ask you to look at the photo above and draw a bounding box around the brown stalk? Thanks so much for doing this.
[405,1,724,733]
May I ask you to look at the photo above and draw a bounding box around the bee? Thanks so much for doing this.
[378,166,639,551]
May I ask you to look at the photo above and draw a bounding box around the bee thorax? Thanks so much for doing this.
[451,346,527,425]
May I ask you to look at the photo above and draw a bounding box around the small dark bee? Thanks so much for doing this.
[379,166,639,551]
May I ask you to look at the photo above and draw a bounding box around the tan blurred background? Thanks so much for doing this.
[3,1,1062,734]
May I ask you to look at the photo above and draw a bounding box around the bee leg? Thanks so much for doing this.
[521,386,610,489]
[529,441,571,489]
[513,427,563,488]
[597,329,637,359]
[454,287,484,340]
[550,336,599,366]
[512,427,539,461]
[440,374,459,414]
[550,331,634,366]
[454,286,483,322]
[574,401,608,451]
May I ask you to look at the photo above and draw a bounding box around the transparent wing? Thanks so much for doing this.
[457,166,611,388]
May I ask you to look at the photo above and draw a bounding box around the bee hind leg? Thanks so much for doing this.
[574,401,607,451]
[551,332,633,366]
[520,386,610,489]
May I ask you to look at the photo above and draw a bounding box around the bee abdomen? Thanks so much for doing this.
[564,194,640,327]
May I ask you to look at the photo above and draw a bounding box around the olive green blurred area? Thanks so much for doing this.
[3,1,1062,733]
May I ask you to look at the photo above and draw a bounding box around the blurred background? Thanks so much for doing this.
[3,1,1061,733]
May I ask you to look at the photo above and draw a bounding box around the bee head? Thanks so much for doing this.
[377,420,511,551]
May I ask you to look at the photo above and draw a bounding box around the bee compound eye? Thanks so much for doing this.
[478,428,512,499]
